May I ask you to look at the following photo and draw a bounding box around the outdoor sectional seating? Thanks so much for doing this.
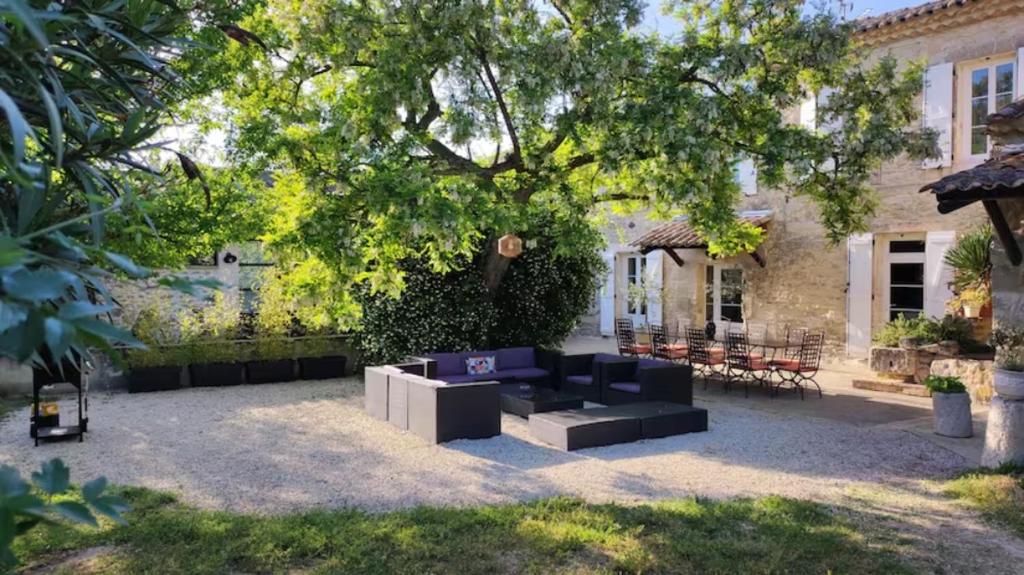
[364,362,501,444]
[601,358,694,406]
[418,347,561,386]
[559,353,638,403]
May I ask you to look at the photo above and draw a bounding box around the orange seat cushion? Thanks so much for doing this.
[625,344,651,354]
[664,348,688,360]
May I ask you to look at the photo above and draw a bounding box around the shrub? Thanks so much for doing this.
[355,229,603,365]
[924,375,966,394]
[873,314,976,348]
[945,226,992,293]
[126,305,191,368]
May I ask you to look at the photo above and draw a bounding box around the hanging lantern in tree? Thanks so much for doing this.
[498,234,524,258]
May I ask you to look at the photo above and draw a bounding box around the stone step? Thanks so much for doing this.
[852,378,931,397]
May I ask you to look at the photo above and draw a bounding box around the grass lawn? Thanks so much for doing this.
[945,465,1024,538]
[14,488,913,575]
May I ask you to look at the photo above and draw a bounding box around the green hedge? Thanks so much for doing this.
[355,234,603,365]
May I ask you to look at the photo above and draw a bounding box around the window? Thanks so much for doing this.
[885,239,925,321]
[960,57,1016,160]
[705,265,744,323]
[625,255,647,316]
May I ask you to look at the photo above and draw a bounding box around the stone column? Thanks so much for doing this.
[982,199,1024,467]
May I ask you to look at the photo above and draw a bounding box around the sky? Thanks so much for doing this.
[640,0,928,35]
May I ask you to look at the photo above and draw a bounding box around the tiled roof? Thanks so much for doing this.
[920,152,1024,214]
[855,0,975,33]
[631,211,773,250]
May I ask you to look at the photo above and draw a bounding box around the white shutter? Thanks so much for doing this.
[1017,47,1024,97]
[736,158,757,196]
[799,95,816,131]
[645,250,663,326]
[599,250,616,335]
[922,62,954,169]
[846,233,873,358]
[924,231,956,319]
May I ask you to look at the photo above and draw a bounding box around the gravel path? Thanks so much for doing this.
[1,377,969,513]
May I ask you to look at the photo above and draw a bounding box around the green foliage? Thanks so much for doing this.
[923,375,966,394]
[873,314,976,348]
[945,226,993,294]
[189,0,932,319]
[991,327,1024,372]
[126,306,191,368]
[14,488,913,574]
[0,0,242,365]
[0,458,128,570]
[181,293,245,364]
[356,222,603,364]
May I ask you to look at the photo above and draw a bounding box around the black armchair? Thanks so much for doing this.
[601,359,694,406]
[560,353,636,403]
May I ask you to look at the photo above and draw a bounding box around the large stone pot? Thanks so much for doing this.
[932,392,973,438]
[993,368,1024,400]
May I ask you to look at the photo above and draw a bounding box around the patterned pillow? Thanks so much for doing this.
[465,355,496,375]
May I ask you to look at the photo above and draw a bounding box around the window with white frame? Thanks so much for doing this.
[705,265,743,323]
[625,255,647,316]
[885,239,926,321]
[959,56,1016,161]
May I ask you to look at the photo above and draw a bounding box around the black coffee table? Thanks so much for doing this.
[499,383,584,418]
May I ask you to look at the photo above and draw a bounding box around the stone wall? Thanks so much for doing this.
[931,358,995,404]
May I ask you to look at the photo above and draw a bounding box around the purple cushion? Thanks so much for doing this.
[497,347,535,370]
[566,374,593,386]
[638,358,674,370]
[594,353,625,363]
[494,367,549,381]
[609,382,641,394]
[427,352,466,376]
[438,373,494,384]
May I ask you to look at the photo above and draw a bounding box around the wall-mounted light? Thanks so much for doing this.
[221,252,238,264]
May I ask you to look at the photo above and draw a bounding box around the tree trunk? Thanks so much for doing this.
[481,237,512,296]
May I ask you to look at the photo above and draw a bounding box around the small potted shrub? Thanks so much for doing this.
[298,335,348,380]
[186,294,246,387]
[127,307,185,393]
[244,275,296,384]
[955,287,989,319]
[990,327,1024,400]
[924,375,972,438]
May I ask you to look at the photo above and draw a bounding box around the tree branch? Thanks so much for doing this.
[549,0,573,26]
[475,44,521,161]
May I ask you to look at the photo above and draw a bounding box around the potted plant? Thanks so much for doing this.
[298,335,348,380]
[245,273,296,384]
[126,307,185,393]
[186,294,246,387]
[990,327,1024,400]
[924,375,972,438]
[955,287,989,319]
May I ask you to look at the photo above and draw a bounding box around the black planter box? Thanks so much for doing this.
[128,366,184,393]
[190,362,245,387]
[299,356,348,380]
[245,359,296,384]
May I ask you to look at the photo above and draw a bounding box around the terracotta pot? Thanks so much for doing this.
[994,368,1024,400]
[962,305,981,319]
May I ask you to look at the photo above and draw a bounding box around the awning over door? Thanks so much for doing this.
[630,210,772,267]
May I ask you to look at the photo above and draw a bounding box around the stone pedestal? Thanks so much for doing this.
[981,396,1024,467]
[933,393,973,438]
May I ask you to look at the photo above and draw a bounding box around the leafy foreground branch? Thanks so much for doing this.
[0,459,127,571]
[14,488,914,574]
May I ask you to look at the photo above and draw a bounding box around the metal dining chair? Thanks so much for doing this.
[686,327,725,388]
[773,331,825,400]
[651,324,687,362]
[616,318,651,357]
[725,331,771,397]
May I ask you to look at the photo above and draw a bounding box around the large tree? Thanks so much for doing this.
[205,0,932,315]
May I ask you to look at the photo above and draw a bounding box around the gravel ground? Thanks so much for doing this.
[0,377,971,514]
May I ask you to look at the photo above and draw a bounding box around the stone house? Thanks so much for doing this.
[586,0,1024,358]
